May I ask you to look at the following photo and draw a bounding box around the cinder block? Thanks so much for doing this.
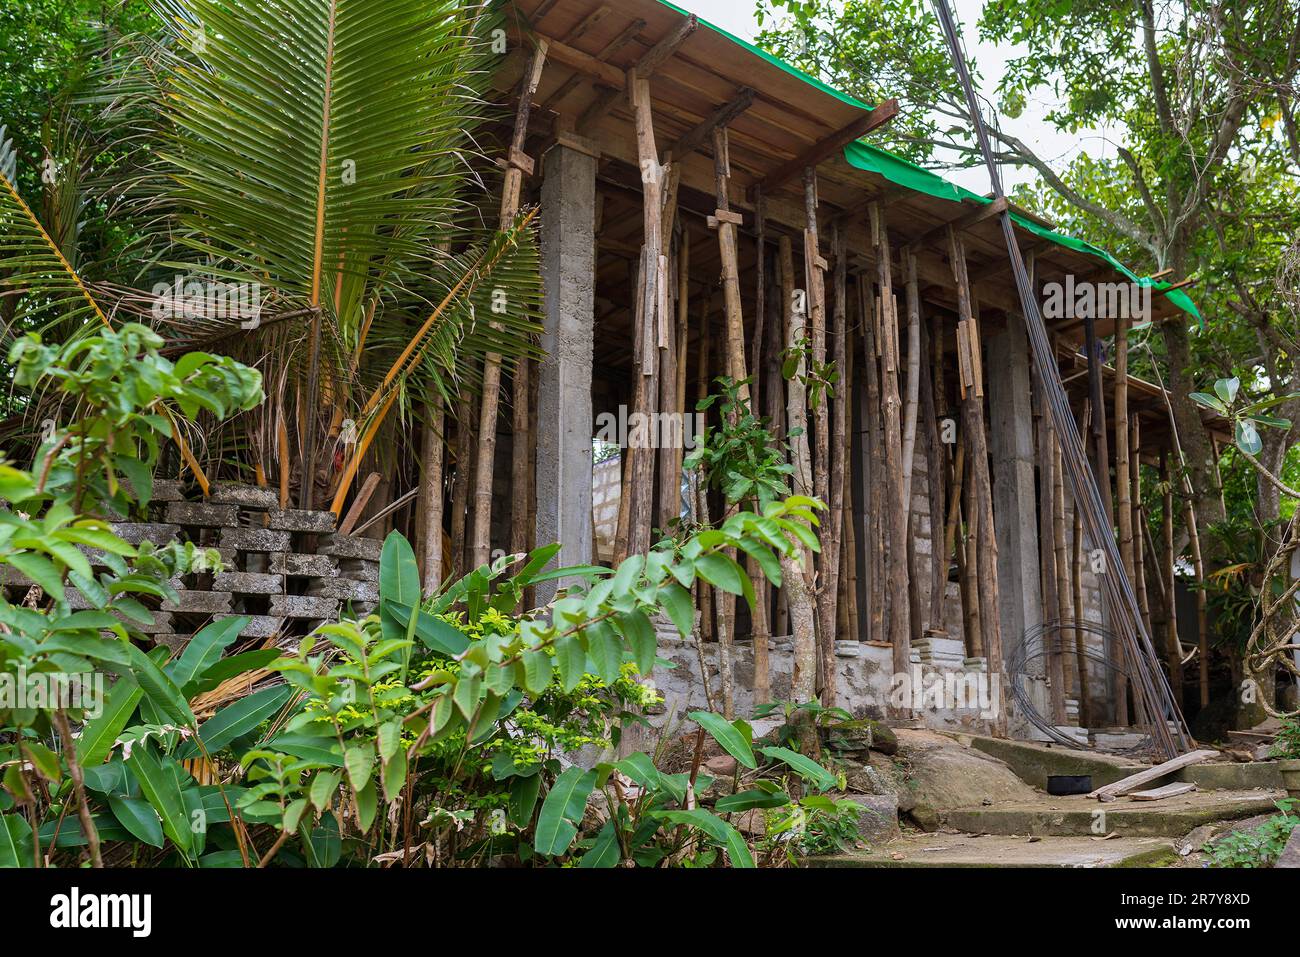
[161,591,234,614]
[225,615,284,639]
[152,634,189,655]
[269,553,339,577]
[318,534,383,562]
[165,501,240,527]
[270,594,340,619]
[212,571,284,594]
[109,610,173,635]
[151,480,188,502]
[219,527,292,552]
[110,523,180,546]
[309,578,380,602]
[267,508,336,533]
[210,484,279,508]
[339,558,380,583]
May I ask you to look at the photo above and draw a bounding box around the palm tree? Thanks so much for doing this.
[0,0,541,521]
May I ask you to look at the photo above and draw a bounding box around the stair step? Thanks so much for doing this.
[810,833,1180,868]
[942,789,1285,838]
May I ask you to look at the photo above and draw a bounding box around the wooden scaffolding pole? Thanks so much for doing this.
[947,226,1004,733]
[472,39,548,568]
[1114,312,1134,726]
[873,203,912,711]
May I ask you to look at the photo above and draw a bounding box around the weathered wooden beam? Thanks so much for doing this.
[668,87,756,160]
[751,99,899,199]
[1088,750,1214,802]
[906,197,1007,253]
[540,9,637,111]
[635,14,699,80]
[544,35,625,89]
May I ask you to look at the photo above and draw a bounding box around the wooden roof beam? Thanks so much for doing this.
[577,13,700,131]
[905,196,1007,253]
[749,98,899,200]
[542,18,646,111]
[667,87,756,160]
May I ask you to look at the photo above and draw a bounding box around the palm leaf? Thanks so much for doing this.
[0,125,109,337]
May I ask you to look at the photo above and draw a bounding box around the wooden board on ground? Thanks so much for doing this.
[1089,749,1215,802]
[1129,782,1197,802]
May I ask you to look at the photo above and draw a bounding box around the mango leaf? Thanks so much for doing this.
[535,766,597,856]
[689,711,756,769]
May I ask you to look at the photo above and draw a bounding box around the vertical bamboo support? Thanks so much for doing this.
[861,280,884,646]
[780,234,818,714]
[872,205,912,710]
[751,211,771,706]
[1072,497,1092,726]
[1051,428,1075,711]
[1114,313,1133,726]
[1161,454,1184,698]
[473,40,548,568]
[449,408,474,578]
[627,73,664,560]
[947,226,1003,733]
[1131,417,1152,638]
[921,318,948,633]
[657,223,686,533]
[419,403,446,595]
[1035,364,1067,725]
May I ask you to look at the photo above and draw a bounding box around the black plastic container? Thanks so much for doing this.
[1047,775,1093,796]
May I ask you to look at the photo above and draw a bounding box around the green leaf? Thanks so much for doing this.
[113,642,195,727]
[1236,419,1263,456]
[182,684,292,759]
[77,675,143,767]
[382,747,408,801]
[385,602,469,656]
[655,809,753,867]
[355,779,378,832]
[689,711,757,769]
[106,795,164,848]
[620,609,657,675]
[578,820,621,868]
[522,649,552,694]
[658,583,695,637]
[126,746,192,854]
[0,814,26,868]
[585,621,623,684]
[345,744,375,792]
[266,733,343,767]
[8,552,65,599]
[509,772,542,827]
[759,745,837,791]
[695,552,747,598]
[170,616,248,690]
[380,531,421,608]
[24,743,62,784]
[554,634,585,693]
[310,770,342,813]
[535,766,597,857]
[1214,376,1240,406]
[715,789,790,813]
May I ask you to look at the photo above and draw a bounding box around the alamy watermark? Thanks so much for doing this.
[0,667,104,718]
[151,275,264,329]
[1042,275,1152,323]
[594,406,705,451]
[889,666,1002,719]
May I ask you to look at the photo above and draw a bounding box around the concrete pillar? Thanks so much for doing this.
[987,317,1042,662]
[535,142,597,603]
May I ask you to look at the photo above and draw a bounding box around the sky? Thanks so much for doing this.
[679,0,1116,195]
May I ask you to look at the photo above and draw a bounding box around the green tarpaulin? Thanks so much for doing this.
[660,0,1200,321]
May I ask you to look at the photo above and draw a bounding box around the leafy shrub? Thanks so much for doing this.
[1203,799,1298,867]
[1270,716,1300,759]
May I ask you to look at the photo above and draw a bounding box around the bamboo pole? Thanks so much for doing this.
[1114,313,1134,726]
[1131,417,1152,639]
[419,403,446,595]
[472,40,548,568]
[873,205,912,711]
[780,234,818,718]
[947,226,1003,733]
[1036,363,1067,725]
[861,280,884,646]
[1161,454,1184,698]
[1051,421,1075,713]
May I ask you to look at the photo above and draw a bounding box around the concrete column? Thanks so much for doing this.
[536,143,597,603]
[987,317,1042,661]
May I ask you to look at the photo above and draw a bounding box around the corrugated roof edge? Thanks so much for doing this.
[659,0,1199,322]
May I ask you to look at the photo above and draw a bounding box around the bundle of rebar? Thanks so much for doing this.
[930,0,1192,758]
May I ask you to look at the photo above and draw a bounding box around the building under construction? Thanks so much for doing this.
[440,0,1226,751]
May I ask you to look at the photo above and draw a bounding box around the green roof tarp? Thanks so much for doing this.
[661,0,1201,321]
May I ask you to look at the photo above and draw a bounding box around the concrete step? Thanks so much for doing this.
[810,833,1180,868]
[951,733,1145,789]
[941,789,1286,838]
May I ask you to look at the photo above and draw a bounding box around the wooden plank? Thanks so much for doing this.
[634,13,699,80]
[906,197,1007,253]
[1129,782,1197,801]
[1088,750,1215,802]
[338,473,382,537]
[751,99,899,199]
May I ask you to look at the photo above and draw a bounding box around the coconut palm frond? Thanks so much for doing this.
[0,124,109,340]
